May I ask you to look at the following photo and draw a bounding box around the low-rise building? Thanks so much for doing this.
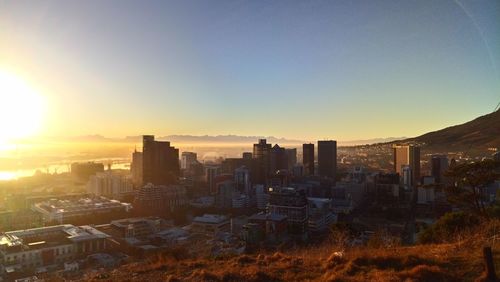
[267,187,308,237]
[190,214,230,235]
[0,225,109,275]
[133,183,187,216]
[244,213,287,245]
[307,198,337,233]
[32,197,132,224]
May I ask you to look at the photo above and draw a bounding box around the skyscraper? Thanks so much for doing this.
[234,166,251,195]
[142,135,180,186]
[269,144,288,174]
[253,139,272,184]
[302,143,315,176]
[431,155,449,184]
[181,152,197,170]
[205,165,220,195]
[285,148,297,170]
[318,140,337,182]
[131,149,143,187]
[393,144,420,186]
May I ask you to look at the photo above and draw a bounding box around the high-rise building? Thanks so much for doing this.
[286,148,297,170]
[269,144,288,174]
[131,149,143,187]
[142,135,180,186]
[318,140,337,182]
[402,165,413,190]
[393,144,420,186]
[214,175,234,208]
[234,166,251,195]
[431,155,449,184]
[303,143,315,176]
[253,139,272,184]
[181,152,197,170]
[205,166,220,195]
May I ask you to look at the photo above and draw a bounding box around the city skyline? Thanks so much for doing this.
[0,0,499,144]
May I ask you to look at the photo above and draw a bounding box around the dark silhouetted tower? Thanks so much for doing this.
[285,148,297,170]
[142,135,180,186]
[253,139,272,184]
[302,143,315,176]
[318,140,337,183]
[431,155,449,184]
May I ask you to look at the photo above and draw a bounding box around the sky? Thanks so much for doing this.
[0,0,499,141]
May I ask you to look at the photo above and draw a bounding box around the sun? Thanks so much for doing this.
[0,70,45,146]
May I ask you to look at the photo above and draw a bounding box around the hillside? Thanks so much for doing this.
[70,240,498,282]
[395,109,500,151]
[39,220,500,282]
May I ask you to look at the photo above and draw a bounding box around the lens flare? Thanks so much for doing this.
[0,70,45,147]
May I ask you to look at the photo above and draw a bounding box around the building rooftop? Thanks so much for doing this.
[33,196,131,214]
[248,213,287,222]
[0,224,109,253]
[193,214,228,224]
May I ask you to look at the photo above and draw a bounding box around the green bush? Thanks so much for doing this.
[418,211,480,244]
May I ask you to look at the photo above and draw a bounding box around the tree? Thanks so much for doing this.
[443,159,500,218]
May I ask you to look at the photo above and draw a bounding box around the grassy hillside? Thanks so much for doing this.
[50,220,500,282]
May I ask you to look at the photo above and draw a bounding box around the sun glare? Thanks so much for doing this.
[0,70,45,147]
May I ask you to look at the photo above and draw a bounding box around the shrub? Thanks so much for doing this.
[418,211,481,244]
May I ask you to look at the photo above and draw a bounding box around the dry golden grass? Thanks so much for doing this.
[46,220,500,282]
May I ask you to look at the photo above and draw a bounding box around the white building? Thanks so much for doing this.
[87,171,134,198]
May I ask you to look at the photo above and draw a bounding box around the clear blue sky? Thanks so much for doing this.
[0,0,499,140]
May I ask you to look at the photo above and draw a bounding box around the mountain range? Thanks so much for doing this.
[29,109,500,150]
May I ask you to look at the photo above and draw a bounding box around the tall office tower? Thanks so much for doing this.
[131,149,143,187]
[181,152,197,170]
[234,166,251,195]
[402,165,413,190]
[286,148,297,170]
[270,144,288,174]
[318,140,337,182]
[205,166,220,194]
[252,139,272,184]
[393,144,421,186]
[142,135,180,186]
[431,155,449,184]
[303,143,315,176]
